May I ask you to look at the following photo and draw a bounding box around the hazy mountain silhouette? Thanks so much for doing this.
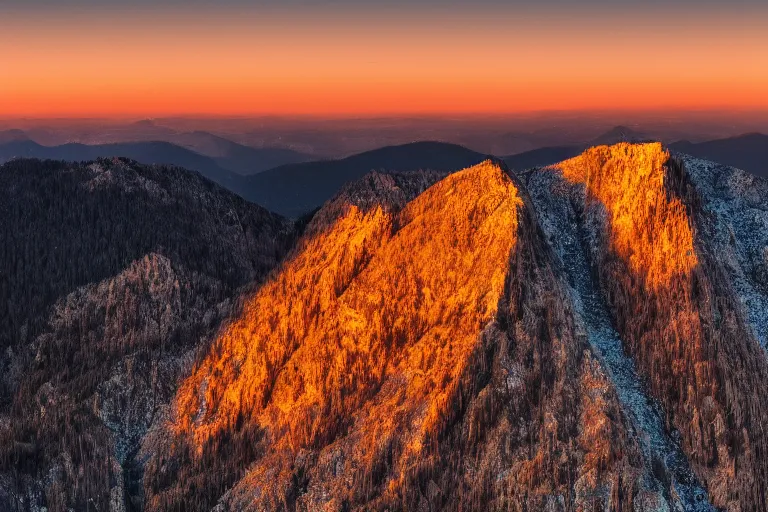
[0,123,312,175]
[670,133,768,178]
[0,129,30,144]
[243,141,488,217]
[590,125,650,145]
[170,130,312,175]
[0,139,243,190]
[0,139,487,217]
[503,145,584,171]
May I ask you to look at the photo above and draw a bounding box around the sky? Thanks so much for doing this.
[1,0,767,117]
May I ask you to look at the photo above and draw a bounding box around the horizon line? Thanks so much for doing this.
[4,107,768,122]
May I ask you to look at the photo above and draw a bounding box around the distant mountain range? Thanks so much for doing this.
[503,145,585,171]
[0,139,242,190]
[501,126,651,171]
[0,128,311,176]
[0,138,487,217]
[240,141,490,216]
[0,129,30,144]
[2,130,765,219]
[669,133,768,178]
[149,129,312,175]
[589,125,650,145]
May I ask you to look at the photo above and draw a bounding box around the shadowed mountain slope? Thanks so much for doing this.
[0,158,295,511]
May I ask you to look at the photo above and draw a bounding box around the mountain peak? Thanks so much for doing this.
[0,129,30,144]
[590,125,649,145]
[556,142,696,286]
[131,118,158,127]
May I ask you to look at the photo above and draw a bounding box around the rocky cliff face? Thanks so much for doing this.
[2,145,768,511]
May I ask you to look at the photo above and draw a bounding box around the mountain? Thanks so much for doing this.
[528,144,768,511]
[504,132,768,180]
[503,145,584,171]
[243,141,489,217]
[0,132,312,188]
[3,143,768,511]
[589,125,650,145]
[0,140,243,192]
[0,158,296,511]
[150,143,768,511]
[670,133,768,178]
[147,162,649,511]
[166,131,312,175]
[0,140,484,217]
[0,130,30,144]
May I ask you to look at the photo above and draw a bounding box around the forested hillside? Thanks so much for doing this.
[0,158,295,511]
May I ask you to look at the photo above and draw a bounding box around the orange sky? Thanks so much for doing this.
[2,6,767,116]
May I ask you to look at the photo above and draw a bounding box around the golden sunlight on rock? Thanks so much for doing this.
[175,161,520,453]
[555,142,697,288]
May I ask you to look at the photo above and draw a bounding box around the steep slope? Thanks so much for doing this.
[679,156,768,349]
[4,143,767,512]
[145,161,672,511]
[242,141,488,217]
[0,158,295,511]
[524,161,713,510]
[670,133,768,178]
[541,143,768,511]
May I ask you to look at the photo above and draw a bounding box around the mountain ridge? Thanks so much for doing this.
[242,141,489,217]
[2,144,768,511]
[0,139,242,190]
[670,133,768,178]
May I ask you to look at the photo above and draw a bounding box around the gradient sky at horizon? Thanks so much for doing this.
[2,0,767,117]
